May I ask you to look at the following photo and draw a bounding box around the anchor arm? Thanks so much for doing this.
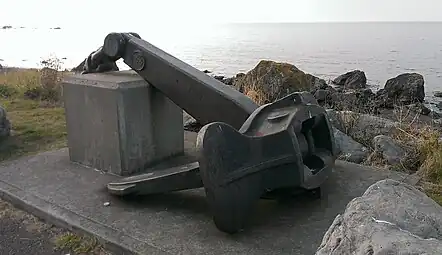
[81,32,258,130]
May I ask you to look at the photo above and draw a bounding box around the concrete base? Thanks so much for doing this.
[62,71,184,176]
[0,132,408,255]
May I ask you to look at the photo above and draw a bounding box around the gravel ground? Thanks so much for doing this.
[0,199,113,255]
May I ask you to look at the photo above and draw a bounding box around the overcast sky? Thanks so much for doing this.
[1,0,442,27]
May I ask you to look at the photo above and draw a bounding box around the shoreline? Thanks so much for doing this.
[2,63,442,111]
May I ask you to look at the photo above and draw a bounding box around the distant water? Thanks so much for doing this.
[1,22,442,101]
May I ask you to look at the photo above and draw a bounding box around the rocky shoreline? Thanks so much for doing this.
[182,60,441,171]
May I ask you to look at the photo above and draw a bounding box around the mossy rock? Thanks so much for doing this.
[234,60,324,105]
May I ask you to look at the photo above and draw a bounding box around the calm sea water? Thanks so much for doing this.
[1,22,442,100]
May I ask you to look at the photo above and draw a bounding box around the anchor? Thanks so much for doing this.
[80,32,338,234]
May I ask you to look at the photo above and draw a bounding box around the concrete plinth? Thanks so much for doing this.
[62,70,184,176]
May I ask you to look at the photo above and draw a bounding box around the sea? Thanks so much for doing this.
[1,22,442,102]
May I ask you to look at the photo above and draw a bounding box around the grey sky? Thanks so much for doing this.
[1,0,441,27]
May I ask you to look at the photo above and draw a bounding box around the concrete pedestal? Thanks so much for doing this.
[62,70,184,176]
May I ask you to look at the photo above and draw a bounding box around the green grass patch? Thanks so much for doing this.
[54,232,106,254]
[0,68,67,161]
[0,99,67,161]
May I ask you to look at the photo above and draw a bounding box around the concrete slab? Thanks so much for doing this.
[0,132,408,255]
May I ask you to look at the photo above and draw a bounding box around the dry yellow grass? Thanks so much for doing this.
[0,66,67,161]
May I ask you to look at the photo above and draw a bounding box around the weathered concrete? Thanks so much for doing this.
[0,132,408,255]
[62,71,184,176]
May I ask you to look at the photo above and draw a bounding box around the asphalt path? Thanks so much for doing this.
[0,199,113,255]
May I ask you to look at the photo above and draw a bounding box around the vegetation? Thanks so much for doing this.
[0,57,68,160]
[54,232,108,254]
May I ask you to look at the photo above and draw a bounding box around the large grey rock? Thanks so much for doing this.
[332,70,367,89]
[299,91,319,105]
[372,135,408,165]
[234,60,323,105]
[183,111,202,132]
[318,88,378,114]
[377,73,425,108]
[326,110,398,146]
[333,127,369,163]
[316,179,442,255]
[0,105,11,138]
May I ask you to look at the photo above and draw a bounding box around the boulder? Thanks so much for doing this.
[326,110,398,146]
[298,91,319,105]
[0,105,11,138]
[314,87,379,114]
[222,77,235,85]
[406,103,431,116]
[183,111,202,132]
[434,91,442,98]
[316,179,442,255]
[332,70,367,89]
[306,73,328,89]
[213,75,224,81]
[333,127,369,163]
[234,60,323,105]
[377,73,425,108]
[313,89,329,102]
[372,135,408,165]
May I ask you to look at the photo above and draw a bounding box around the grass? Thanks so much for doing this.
[0,66,68,161]
[334,103,442,204]
[1,199,109,255]
[54,232,108,254]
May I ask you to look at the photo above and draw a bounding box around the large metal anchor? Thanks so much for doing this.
[80,33,338,234]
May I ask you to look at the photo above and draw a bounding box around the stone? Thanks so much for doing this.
[321,88,378,114]
[333,127,369,163]
[372,135,408,165]
[430,110,441,119]
[183,111,202,132]
[407,103,431,116]
[234,60,322,105]
[377,73,425,108]
[332,70,367,89]
[222,77,234,85]
[316,179,442,255]
[306,73,328,89]
[213,75,224,81]
[0,105,11,138]
[434,91,442,97]
[62,70,184,176]
[299,91,319,105]
[314,89,329,102]
[327,110,398,146]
